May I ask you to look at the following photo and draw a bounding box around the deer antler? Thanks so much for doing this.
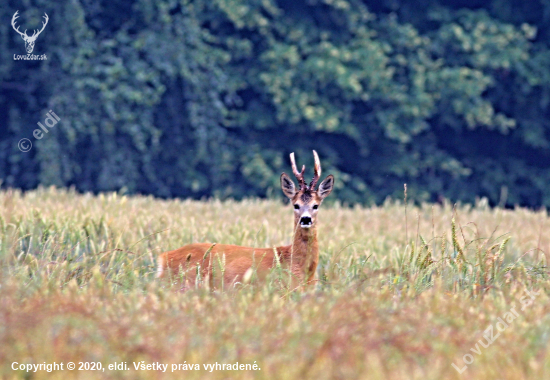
[290,152,307,191]
[11,11,48,40]
[309,150,322,190]
[11,11,26,38]
[31,13,49,39]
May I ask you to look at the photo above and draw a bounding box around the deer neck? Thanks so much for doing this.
[291,224,319,279]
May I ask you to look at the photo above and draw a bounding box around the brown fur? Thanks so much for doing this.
[156,151,334,290]
[156,227,319,290]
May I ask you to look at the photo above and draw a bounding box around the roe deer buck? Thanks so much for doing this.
[157,150,335,290]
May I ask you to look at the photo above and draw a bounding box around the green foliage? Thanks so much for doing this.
[1,0,550,206]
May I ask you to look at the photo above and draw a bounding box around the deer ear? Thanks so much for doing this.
[317,175,334,199]
[280,173,296,199]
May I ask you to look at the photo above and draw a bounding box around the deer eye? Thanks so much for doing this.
[294,204,300,210]
[313,205,318,210]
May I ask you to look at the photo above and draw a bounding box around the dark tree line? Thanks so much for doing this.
[1,0,550,207]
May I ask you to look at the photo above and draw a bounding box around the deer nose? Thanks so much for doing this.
[300,216,312,227]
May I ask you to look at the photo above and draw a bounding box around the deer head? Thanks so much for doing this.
[12,11,49,54]
[280,150,334,230]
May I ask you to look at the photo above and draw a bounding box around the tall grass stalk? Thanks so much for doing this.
[0,187,548,379]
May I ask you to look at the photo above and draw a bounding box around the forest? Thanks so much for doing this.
[2,0,550,207]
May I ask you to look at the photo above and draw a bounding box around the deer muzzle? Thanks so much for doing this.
[299,213,313,228]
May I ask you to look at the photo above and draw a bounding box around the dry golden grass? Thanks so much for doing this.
[0,187,549,379]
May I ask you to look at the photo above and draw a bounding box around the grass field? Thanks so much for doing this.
[0,187,549,379]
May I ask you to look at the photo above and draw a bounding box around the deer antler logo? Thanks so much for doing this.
[11,11,49,54]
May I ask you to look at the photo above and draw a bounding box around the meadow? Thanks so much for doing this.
[0,187,549,379]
